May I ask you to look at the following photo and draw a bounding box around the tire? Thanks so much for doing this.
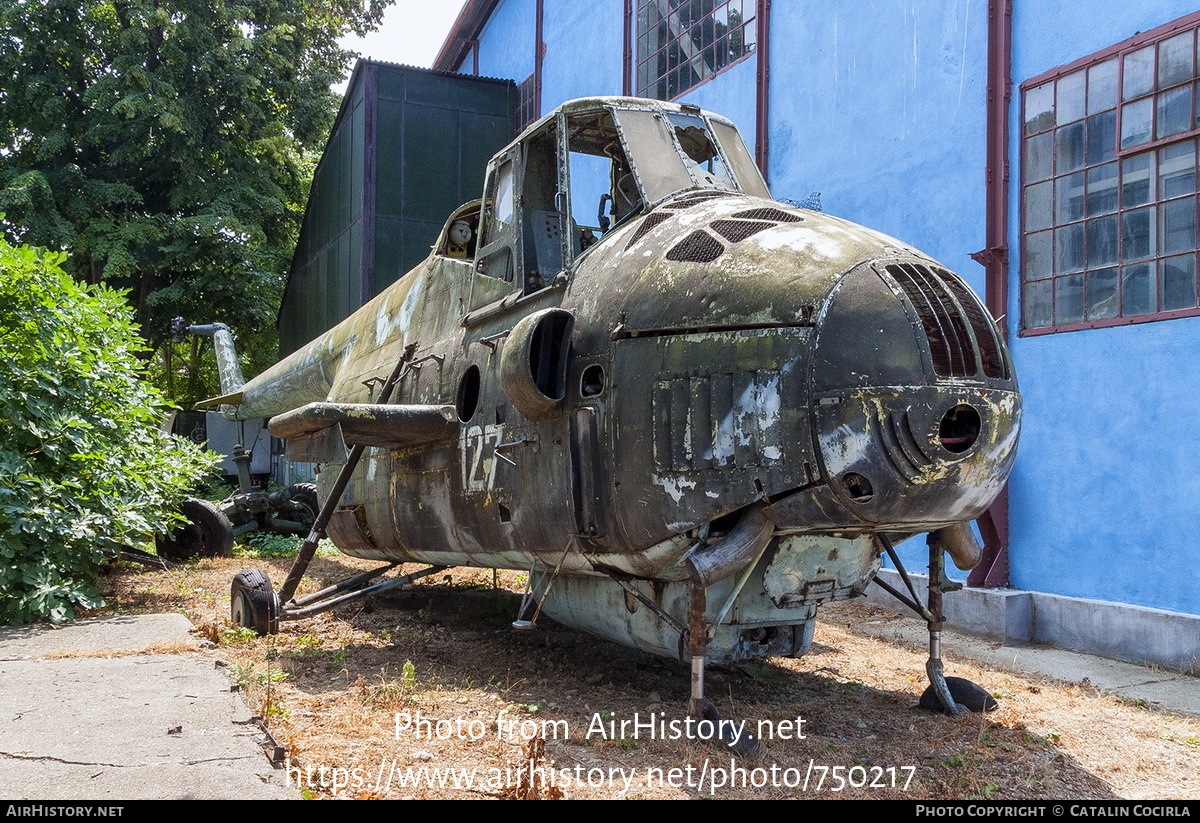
[156,498,235,561]
[230,568,279,636]
[273,482,319,533]
[919,676,999,714]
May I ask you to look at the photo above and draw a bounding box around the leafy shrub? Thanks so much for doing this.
[0,238,213,623]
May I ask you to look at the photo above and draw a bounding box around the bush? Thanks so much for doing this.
[0,238,214,623]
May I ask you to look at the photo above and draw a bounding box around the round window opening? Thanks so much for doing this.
[939,404,981,453]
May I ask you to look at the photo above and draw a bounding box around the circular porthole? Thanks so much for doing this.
[939,404,981,454]
[456,365,481,422]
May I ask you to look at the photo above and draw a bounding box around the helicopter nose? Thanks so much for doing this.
[807,262,1020,524]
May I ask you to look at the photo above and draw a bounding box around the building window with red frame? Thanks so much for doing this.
[635,0,756,100]
[1021,14,1200,334]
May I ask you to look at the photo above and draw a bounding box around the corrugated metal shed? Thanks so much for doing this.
[279,60,517,355]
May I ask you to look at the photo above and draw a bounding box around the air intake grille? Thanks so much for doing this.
[710,219,774,243]
[732,207,804,223]
[625,212,673,249]
[661,190,731,210]
[886,263,978,378]
[666,229,725,263]
[940,275,1008,379]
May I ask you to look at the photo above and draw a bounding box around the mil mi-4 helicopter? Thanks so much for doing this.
[198,97,1020,748]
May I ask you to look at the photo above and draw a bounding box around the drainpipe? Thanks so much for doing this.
[968,0,1013,589]
[754,0,771,180]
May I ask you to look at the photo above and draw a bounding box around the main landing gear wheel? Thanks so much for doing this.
[278,482,319,532]
[156,498,234,561]
[231,569,279,636]
[919,676,998,715]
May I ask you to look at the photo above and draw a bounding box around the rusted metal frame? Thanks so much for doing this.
[688,582,709,717]
[754,0,770,179]
[534,0,544,122]
[968,495,1010,588]
[622,0,633,96]
[1018,12,1200,338]
[971,0,1012,585]
[600,568,689,636]
[290,563,400,607]
[517,542,573,627]
[276,343,418,606]
[1021,9,1200,90]
[285,565,450,620]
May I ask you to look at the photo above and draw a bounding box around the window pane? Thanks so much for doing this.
[1025,130,1054,182]
[1056,70,1087,125]
[1123,45,1156,100]
[1087,162,1119,215]
[1121,153,1156,207]
[1087,214,1119,267]
[1025,181,1054,231]
[1056,171,1086,222]
[1159,140,1197,198]
[1161,253,1197,309]
[1024,279,1053,328]
[1160,195,1196,254]
[1025,81,1055,134]
[1120,98,1153,149]
[1055,274,1085,323]
[1121,262,1156,315]
[1085,110,1117,164]
[1156,85,1192,139]
[1024,230,1053,280]
[1122,206,1156,260]
[1055,223,1085,273]
[1087,267,1120,319]
[1056,121,1086,172]
[1158,30,1194,88]
[1088,58,1118,114]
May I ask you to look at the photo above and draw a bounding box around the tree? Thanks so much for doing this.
[0,235,214,624]
[0,0,389,396]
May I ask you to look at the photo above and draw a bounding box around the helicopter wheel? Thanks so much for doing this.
[919,676,998,714]
[698,701,760,757]
[231,569,280,636]
[276,482,319,533]
[156,498,234,561]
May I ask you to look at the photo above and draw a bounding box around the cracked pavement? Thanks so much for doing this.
[0,614,295,799]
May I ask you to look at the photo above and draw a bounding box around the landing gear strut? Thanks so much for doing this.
[873,533,997,716]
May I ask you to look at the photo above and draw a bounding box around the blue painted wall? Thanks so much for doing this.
[464,0,1200,618]
[540,2,626,105]
[766,0,987,295]
[475,0,537,83]
[1006,1,1200,615]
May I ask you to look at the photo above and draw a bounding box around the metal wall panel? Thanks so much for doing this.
[279,61,517,355]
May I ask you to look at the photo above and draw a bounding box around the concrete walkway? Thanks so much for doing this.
[848,608,1200,716]
[0,614,296,800]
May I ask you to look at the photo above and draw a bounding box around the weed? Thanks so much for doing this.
[980,782,1000,798]
[221,626,259,644]
[524,701,548,715]
[400,660,418,692]
[378,628,392,643]
[330,647,348,666]
[267,702,290,718]
[944,755,965,768]
[416,607,434,623]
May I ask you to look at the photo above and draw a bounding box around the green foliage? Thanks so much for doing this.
[0,0,390,404]
[0,238,213,623]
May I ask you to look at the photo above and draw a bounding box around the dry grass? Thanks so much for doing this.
[38,639,202,659]
[89,554,1200,800]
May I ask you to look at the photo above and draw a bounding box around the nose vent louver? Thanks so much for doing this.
[885,263,1007,381]
[667,229,725,262]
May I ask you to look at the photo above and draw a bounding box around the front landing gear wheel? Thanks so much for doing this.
[919,677,998,714]
[231,569,279,636]
[156,498,234,561]
[698,700,760,758]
